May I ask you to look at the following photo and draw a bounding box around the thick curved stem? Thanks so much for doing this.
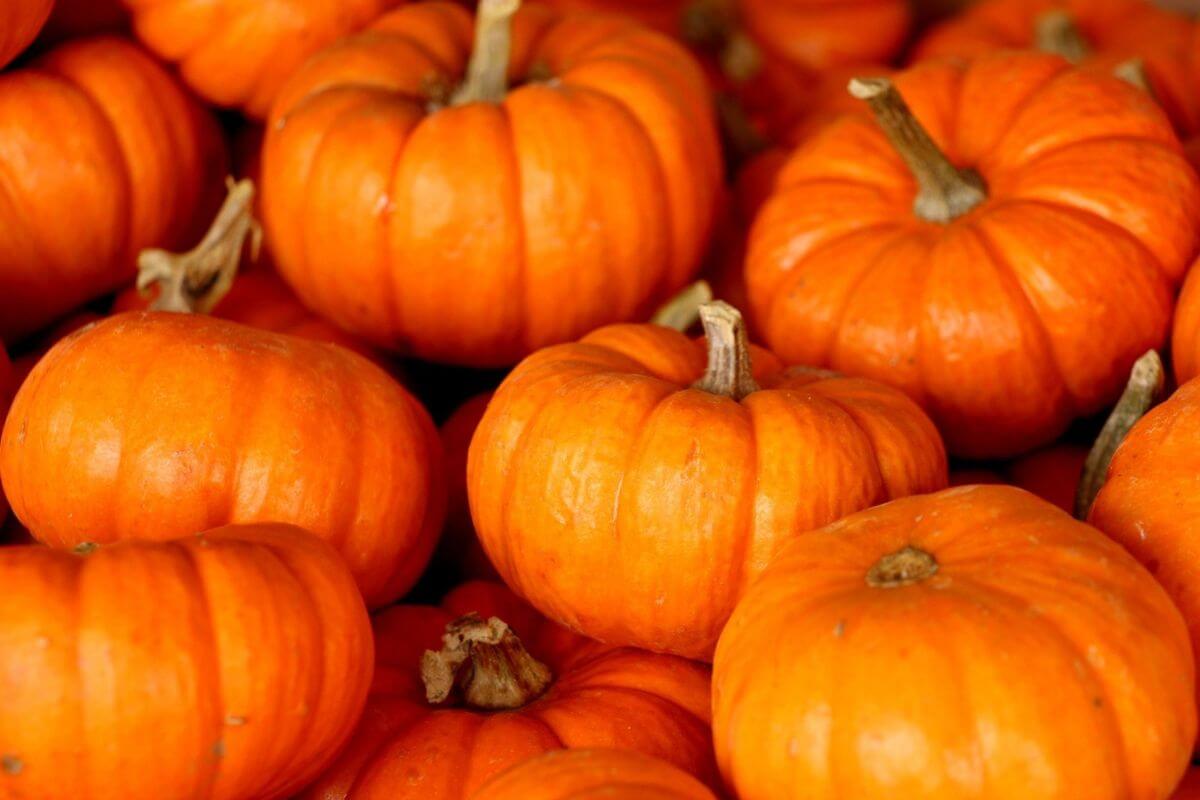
[651,281,713,332]
[1035,10,1090,63]
[849,77,986,224]
[137,178,260,314]
[693,301,759,400]
[1075,350,1165,519]
[867,546,938,588]
[452,0,520,106]
[422,613,552,710]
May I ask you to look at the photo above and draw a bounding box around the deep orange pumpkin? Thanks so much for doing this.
[0,312,444,608]
[436,392,499,583]
[715,485,1196,799]
[263,1,721,367]
[747,52,1200,458]
[0,36,226,342]
[121,0,406,119]
[949,443,1089,514]
[0,1,53,68]
[0,345,11,523]
[1174,262,1200,384]
[915,0,1200,138]
[471,749,718,800]
[1173,769,1200,800]
[298,580,717,799]
[469,302,947,659]
[0,524,374,800]
[41,0,128,43]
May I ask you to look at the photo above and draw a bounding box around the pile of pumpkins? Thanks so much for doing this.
[4,0,1200,798]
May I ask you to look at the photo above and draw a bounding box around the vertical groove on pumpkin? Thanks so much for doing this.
[137,178,260,314]
[651,281,714,332]
[693,301,759,400]
[421,613,552,710]
[1075,350,1165,519]
[452,0,521,106]
[1034,11,1091,63]
[848,77,987,224]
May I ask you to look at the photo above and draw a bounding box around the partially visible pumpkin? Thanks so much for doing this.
[263,1,722,367]
[298,580,718,798]
[0,524,373,800]
[0,312,445,608]
[121,0,407,119]
[1173,769,1200,800]
[7,311,104,391]
[950,443,1089,514]
[41,0,128,43]
[747,53,1200,457]
[714,485,1196,799]
[0,345,11,523]
[0,36,226,342]
[435,392,498,583]
[469,301,947,659]
[0,1,53,68]
[471,749,717,800]
[1174,261,1200,384]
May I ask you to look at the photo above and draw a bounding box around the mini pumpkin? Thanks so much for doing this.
[0,312,444,608]
[41,0,127,42]
[1174,770,1200,800]
[470,749,717,800]
[121,0,406,119]
[714,485,1195,799]
[746,52,1200,458]
[949,443,1089,514]
[0,36,226,342]
[0,1,53,68]
[298,580,717,798]
[469,301,947,659]
[0,524,373,800]
[263,0,721,367]
[1173,262,1200,384]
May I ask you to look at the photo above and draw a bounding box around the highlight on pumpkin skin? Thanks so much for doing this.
[470,749,719,800]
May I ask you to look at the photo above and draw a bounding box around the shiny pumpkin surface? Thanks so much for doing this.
[0,524,374,800]
[747,52,1200,458]
[300,581,717,799]
[715,485,1196,799]
[471,749,717,800]
[263,2,721,366]
[469,320,947,659]
[0,312,444,608]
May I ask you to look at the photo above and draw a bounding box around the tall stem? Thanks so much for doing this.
[1034,10,1090,63]
[452,0,520,106]
[1075,350,1165,519]
[137,178,260,314]
[849,78,986,224]
[422,613,552,710]
[693,301,759,400]
[651,281,713,332]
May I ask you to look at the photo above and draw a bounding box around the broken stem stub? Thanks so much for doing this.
[867,545,939,588]
[421,613,552,711]
[651,281,714,332]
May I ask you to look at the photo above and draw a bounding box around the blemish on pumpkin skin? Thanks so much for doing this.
[833,620,846,638]
[224,715,247,727]
[2,755,22,775]
[212,740,226,759]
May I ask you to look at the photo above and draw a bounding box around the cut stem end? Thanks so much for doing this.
[421,613,552,711]
[866,545,939,588]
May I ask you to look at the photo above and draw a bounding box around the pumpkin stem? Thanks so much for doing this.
[1034,10,1090,63]
[866,545,938,588]
[848,77,987,224]
[1074,350,1165,519]
[421,613,552,710]
[452,0,520,106]
[1114,58,1153,96]
[693,301,759,400]
[137,178,260,314]
[681,0,762,82]
[651,281,714,332]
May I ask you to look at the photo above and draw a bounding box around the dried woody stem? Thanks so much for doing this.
[1034,10,1090,63]
[693,301,759,400]
[848,78,986,224]
[1074,350,1165,519]
[453,0,521,106]
[422,613,552,711]
[137,178,260,314]
[651,281,714,332]
[866,545,939,589]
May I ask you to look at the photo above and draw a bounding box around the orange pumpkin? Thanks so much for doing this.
[0,36,225,342]
[1174,262,1200,384]
[1173,769,1200,800]
[0,345,11,523]
[41,0,128,43]
[915,0,1200,137]
[7,311,104,391]
[471,749,717,800]
[0,312,444,608]
[746,53,1200,458]
[950,443,1089,514]
[0,1,53,68]
[121,0,406,119]
[299,580,717,798]
[469,301,947,659]
[0,524,374,800]
[263,1,721,367]
[714,485,1196,799]
[436,393,499,583]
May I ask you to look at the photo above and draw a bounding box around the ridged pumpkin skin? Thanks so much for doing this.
[0,0,53,68]
[915,0,1200,137]
[0,524,374,800]
[471,749,717,800]
[747,52,1200,458]
[469,320,948,660]
[0,36,226,342]
[299,581,717,799]
[1173,263,1200,384]
[714,485,1196,800]
[122,0,406,119]
[739,0,908,73]
[263,2,721,367]
[0,312,445,608]
[1089,377,1200,730]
